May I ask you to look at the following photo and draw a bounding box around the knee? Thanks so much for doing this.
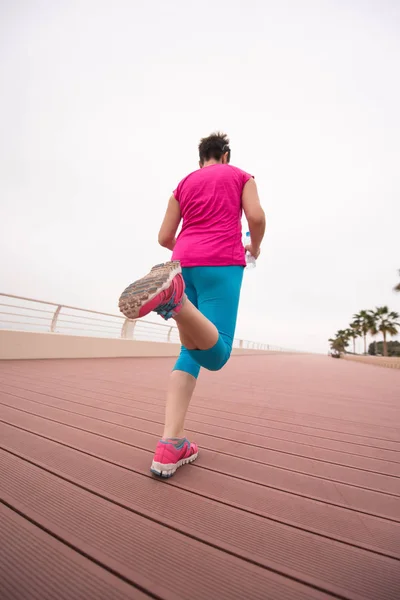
[186,335,232,373]
[207,363,225,372]
[206,351,231,372]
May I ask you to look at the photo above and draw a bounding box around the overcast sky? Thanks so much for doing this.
[1,0,399,353]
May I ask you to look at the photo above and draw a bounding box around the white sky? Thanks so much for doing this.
[1,0,399,353]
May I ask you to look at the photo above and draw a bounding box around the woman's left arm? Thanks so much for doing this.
[158,195,181,251]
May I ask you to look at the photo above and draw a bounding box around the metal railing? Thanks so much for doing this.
[0,293,291,352]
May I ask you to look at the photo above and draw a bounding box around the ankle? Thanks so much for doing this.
[155,277,186,321]
[162,431,185,440]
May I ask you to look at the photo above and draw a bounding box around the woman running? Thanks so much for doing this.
[119,132,266,477]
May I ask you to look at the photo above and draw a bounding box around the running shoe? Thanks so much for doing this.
[151,438,199,478]
[119,261,185,320]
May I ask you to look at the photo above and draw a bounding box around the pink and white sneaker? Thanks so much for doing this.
[119,261,185,321]
[151,438,199,478]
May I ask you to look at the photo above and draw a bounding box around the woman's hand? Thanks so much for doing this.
[245,244,260,259]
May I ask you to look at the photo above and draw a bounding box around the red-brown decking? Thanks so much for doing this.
[0,354,399,600]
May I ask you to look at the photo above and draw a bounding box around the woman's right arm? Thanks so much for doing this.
[242,178,266,258]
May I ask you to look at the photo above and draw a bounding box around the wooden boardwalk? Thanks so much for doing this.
[0,353,399,599]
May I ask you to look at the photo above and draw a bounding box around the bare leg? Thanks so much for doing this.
[161,298,223,439]
[119,264,223,456]
[175,321,196,350]
[163,370,197,438]
[174,298,218,350]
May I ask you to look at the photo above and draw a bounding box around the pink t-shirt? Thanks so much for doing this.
[171,164,253,267]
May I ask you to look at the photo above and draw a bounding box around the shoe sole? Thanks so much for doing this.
[150,451,199,478]
[119,261,181,320]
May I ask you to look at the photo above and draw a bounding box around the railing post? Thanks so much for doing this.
[121,319,129,338]
[50,305,62,332]
[239,339,243,349]
[121,319,136,339]
[167,326,173,342]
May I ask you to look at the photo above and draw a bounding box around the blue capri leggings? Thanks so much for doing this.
[173,266,244,379]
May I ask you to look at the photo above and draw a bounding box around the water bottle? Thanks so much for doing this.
[244,231,256,269]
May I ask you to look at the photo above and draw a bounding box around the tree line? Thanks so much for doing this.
[329,270,400,357]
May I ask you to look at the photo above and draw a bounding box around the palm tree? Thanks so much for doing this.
[328,338,343,354]
[352,320,362,351]
[394,269,400,292]
[328,338,337,352]
[352,310,374,355]
[329,330,350,354]
[346,326,359,354]
[370,306,400,357]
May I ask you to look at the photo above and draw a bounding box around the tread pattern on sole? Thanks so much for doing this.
[118,261,181,320]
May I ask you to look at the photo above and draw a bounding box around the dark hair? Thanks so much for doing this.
[198,132,231,165]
